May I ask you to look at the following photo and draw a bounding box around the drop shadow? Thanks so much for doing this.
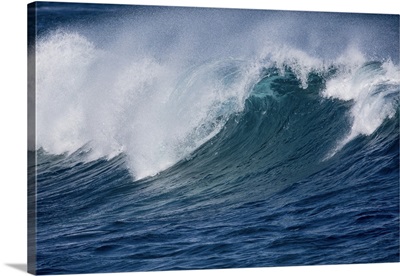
[6,263,27,273]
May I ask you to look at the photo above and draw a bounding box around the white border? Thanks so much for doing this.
[0,1,399,276]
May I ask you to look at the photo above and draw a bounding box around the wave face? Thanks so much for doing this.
[30,3,400,274]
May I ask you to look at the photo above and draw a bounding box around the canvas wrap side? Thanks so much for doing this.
[27,2,37,275]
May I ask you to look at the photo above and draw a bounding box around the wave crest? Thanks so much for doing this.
[35,27,399,179]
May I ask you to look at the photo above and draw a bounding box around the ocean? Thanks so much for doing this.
[28,2,400,274]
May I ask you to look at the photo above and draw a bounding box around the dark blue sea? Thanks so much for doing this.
[28,2,400,274]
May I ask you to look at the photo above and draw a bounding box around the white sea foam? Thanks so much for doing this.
[35,31,264,179]
[322,58,399,156]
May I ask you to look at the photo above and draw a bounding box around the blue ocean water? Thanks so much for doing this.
[28,2,400,274]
